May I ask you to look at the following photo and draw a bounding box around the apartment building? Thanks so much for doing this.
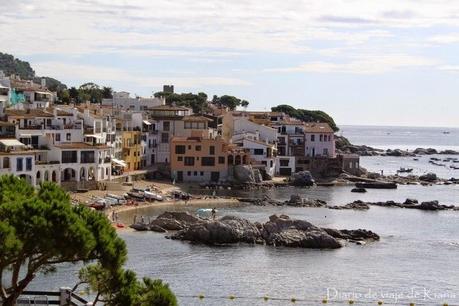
[170,135,250,183]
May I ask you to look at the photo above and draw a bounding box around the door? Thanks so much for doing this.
[151,154,155,164]
[210,171,220,182]
[177,171,183,183]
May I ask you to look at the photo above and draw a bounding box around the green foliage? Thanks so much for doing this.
[271,104,339,132]
[79,264,177,306]
[0,176,126,305]
[155,91,209,113]
[212,95,249,110]
[0,52,35,79]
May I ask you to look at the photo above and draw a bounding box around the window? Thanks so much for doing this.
[188,145,191,150]
[81,151,95,163]
[184,121,206,129]
[187,171,191,176]
[280,159,289,167]
[209,146,215,155]
[196,145,201,151]
[163,121,170,131]
[177,156,183,162]
[201,157,215,166]
[323,148,329,156]
[184,156,195,166]
[194,171,197,176]
[66,133,71,141]
[270,160,274,167]
[175,145,186,154]
[161,133,169,143]
[16,158,23,171]
[62,151,77,163]
[254,148,264,155]
[319,134,323,142]
[56,133,61,141]
[310,135,315,142]
[200,171,204,176]
[218,156,225,164]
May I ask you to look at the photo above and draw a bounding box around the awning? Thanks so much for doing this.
[0,139,26,147]
[19,134,32,138]
[85,134,103,139]
[111,158,127,168]
[35,91,51,95]
[143,120,152,125]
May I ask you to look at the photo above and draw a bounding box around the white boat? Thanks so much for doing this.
[144,191,164,201]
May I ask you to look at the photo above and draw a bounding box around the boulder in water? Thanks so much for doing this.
[289,171,315,187]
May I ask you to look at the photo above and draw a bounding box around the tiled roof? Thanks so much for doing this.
[303,123,334,133]
[5,109,54,118]
[182,115,212,122]
[55,142,110,149]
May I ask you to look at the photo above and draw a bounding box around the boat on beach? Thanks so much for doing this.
[355,182,397,189]
[397,167,413,173]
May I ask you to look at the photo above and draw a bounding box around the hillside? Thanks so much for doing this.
[271,104,339,132]
[0,52,35,79]
[0,52,67,92]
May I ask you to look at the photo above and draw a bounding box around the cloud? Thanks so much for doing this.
[428,34,459,44]
[33,61,251,88]
[318,15,377,24]
[266,54,439,74]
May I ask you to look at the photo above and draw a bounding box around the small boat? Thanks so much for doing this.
[116,223,125,228]
[397,167,413,173]
[144,191,164,201]
[443,131,450,134]
[127,191,145,200]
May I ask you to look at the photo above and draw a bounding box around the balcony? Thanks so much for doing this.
[19,125,42,130]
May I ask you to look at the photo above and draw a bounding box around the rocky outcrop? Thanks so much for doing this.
[232,165,259,184]
[138,212,380,249]
[385,149,415,157]
[419,172,438,182]
[238,195,327,207]
[150,211,204,231]
[346,199,457,211]
[328,201,370,210]
[289,171,315,186]
[351,187,367,193]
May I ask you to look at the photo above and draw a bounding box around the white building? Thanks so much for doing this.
[102,91,165,111]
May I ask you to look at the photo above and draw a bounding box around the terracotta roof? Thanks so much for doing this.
[303,123,334,133]
[149,105,189,111]
[11,79,52,93]
[5,109,54,118]
[182,115,212,122]
[55,142,110,150]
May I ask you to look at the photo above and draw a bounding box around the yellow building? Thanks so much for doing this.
[122,131,142,171]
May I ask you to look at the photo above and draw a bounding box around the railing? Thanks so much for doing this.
[17,288,89,305]
[20,125,42,130]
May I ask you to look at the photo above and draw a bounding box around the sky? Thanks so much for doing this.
[1,0,459,127]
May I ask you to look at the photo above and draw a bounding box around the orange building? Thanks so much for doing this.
[170,136,249,182]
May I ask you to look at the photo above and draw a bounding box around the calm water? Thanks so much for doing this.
[30,126,459,305]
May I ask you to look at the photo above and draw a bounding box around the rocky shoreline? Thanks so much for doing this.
[237,194,458,211]
[336,136,459,156]
[131,211,379,248]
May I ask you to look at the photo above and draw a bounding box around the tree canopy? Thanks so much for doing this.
[212,95,249,110]
[154,91,209,113]
[0,176,176,306]
[0,52,35,79]
[271,104,339,132]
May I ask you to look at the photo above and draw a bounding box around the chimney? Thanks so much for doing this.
[41,78,46,88]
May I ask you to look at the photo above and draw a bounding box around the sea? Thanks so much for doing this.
[30,125,459,305]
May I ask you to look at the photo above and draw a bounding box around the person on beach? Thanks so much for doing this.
[111,211,115,222]
[141,215,145,224]
[211,208,216,220]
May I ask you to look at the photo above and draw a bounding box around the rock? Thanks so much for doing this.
[348,199,457,211]
[284,195,327,207]
[232,165,257,184]
[167,213,378,249]
[253,169,263,183]
[385,149,415,157]
[150,225,167,233]
[322,228,379,242]
[403,198,418,205]
[171,215,262,245]
[130,223,150,231]
[418,200,444,211]
[351,187,367,193]
[150,211,203,231]
[413,148,438,155]
[261,215,342,249]
[439,149,459,155]
[328,201,370,210]
[419,172,437,182]
[289,171,315,186]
